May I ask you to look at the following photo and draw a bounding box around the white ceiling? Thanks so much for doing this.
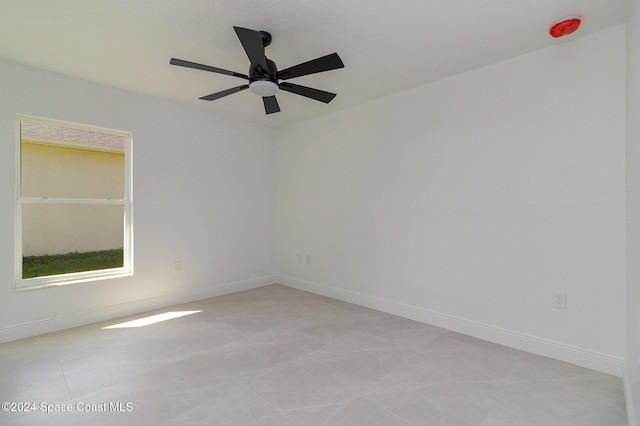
[0,0,629,128]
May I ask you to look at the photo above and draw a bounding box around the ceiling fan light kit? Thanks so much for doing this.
[170,26,344,115]
[249,80,279,97]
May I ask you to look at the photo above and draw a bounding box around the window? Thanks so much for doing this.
[15,115,133,290]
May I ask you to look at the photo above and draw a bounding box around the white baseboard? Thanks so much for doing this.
[277,275,624,377]
[1,273,625,379]
[0,275,276,344]
[624,362,638,426]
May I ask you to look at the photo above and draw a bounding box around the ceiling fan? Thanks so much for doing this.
[170,26,345,115]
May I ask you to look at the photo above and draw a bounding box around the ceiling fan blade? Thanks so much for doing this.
[263,96,281,114]
[279,82,337,104]
[233,26,268,71]
[276,53,344,80]
[199,85,249,101]
[170,58,248,80]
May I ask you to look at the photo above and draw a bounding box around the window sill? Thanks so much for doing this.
[15,268,133,291]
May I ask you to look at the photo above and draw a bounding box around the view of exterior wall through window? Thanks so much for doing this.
[15,115,133,290]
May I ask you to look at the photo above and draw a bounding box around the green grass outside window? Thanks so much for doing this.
[22,249,124,279]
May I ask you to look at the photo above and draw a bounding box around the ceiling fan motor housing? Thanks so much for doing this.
[249,58,278,82]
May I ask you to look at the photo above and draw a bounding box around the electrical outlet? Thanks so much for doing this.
[173,260,182,272]
[306,254,311,264]
[552,292,567,309]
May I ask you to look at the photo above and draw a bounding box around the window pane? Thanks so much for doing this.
[21,122,125,199]
[16,115,132,288]
[22,203,124,278]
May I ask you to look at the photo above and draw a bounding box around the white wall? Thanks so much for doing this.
[276,25,626,375]
[627,0,640,422]
[0,60,277,341]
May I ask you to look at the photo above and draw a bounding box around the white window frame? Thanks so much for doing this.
[14,114,133,291]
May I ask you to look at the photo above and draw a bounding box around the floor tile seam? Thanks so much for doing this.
[483,377,536,387]
[581,404,629,421]
[234,385,294,426]
[361,378,514,396]
[152,369,214,418]
[274,341,334,367]
[314,398,355,426]
[200,374,259,392]
[450,376,557,385]
[244,382,302,425]
[154,400,187,426]
[310,349,418,359]
[362,356,416,392]
[189,332,279,355]
[449,378,506,387]
[154,390,217,425]
[550,388,628,412]
[501,351,523,382]
[56,378,125,404]
[288,351,327,370]
[287,350,411,374]
[60,352,100,369]
[375,327,442,343]
[277,402,346,416]
[59,361,73,403]
[487,393,609,421]
[297,306,376,322]
[159,387,189,416]
[0,407,36,423]
[213,322,264,340]
[482,407,542,425]
[247,366,374,420]
[417,346,525,356]
[62,357,179,402]
[224,325,324,347]
[225,337,305,348]
[248,360,302,395]
[476,410,496,426]
[289,336,338,362]
[328,395,415,426]
[501,376,591,385]
[411,378,520,387]
[553,372,622,384]
[277,401,345,425]
[449,381,515,412]
[312,345,418,355]
[399,348,497,366]
[0,368,71,391]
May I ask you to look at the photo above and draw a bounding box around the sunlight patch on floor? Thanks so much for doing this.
[102,310,202,329]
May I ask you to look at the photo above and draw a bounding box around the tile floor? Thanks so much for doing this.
[0,284,628,425]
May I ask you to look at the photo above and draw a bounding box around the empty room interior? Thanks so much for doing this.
[1,0,640,425]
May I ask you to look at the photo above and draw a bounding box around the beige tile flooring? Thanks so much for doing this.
[0,284,627,425]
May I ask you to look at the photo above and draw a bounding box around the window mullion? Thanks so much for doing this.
[21,197,126,205]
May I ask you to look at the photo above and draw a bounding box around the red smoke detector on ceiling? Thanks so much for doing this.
[549,17,581,38]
